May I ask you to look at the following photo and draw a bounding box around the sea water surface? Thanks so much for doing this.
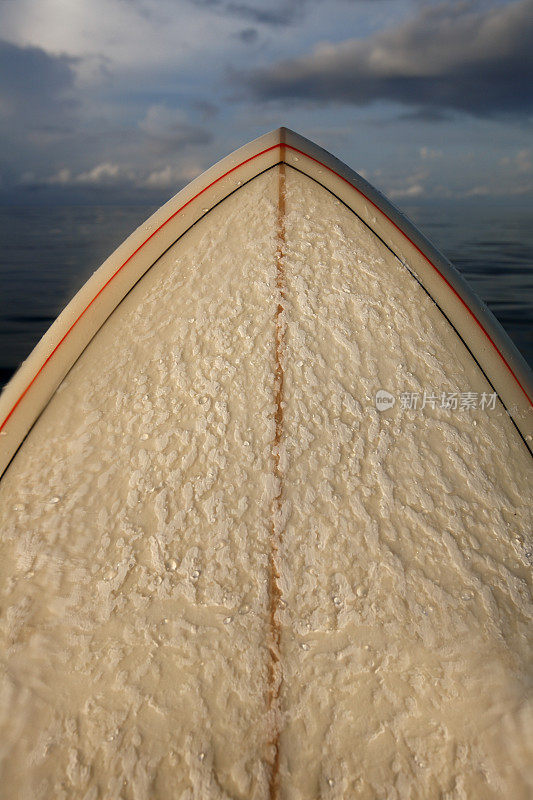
[0,202,532,391]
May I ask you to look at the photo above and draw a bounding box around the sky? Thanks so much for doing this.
[1,0,532,205]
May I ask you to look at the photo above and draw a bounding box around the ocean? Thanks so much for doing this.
[0,202,531,391]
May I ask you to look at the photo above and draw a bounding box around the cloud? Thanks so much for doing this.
[381,168,428,199]
[0,38,78,133]
[388,183,425,199]
[191,0,382,27]
[464,181,533,198]
[139,105,213,153]
[0,38,82,188]
[464,184,491,197]
[45,167,73,185]
[76,162,123,185]
[0,36,213,196]
[244,0,533,116]
[420,146,442,160]
[237,27,259,44]
[40,157,206,192]
[190,0,292,26]
[143,161,205,188]
[500,148,532,174]
[396,108,453,123]
[45,162,130,186]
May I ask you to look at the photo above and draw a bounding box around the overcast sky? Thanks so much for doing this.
[1,0,532,204]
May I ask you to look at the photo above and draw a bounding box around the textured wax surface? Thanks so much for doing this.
[277,171,532,799]
[0,167,532,800]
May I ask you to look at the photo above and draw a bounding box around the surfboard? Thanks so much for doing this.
[0,127,532,799]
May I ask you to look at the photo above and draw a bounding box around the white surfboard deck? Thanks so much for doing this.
[0,128,532,799]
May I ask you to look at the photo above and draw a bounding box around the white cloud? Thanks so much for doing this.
[46,167,73,185]
[144,165,180,189]
[75,162,123,185]
[143,161,203,189]
[388,183,425,199]
[40,158,206,191]
[420,146,442,160]
[501,148,532,174]
[515,149,532,173]
[464,180,533,198]
[0,0,234,73]
[464,185,490,197]
[44,162,128,187]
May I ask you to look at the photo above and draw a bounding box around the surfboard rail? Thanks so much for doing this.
[1,127,532,477]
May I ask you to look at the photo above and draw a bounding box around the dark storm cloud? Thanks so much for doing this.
[139,105,213,155]
[192,0,305,25]
[193,0,381,26]
[0,39,78,134]
[237,28,260,44]
[396,108,452,123]
[244,0,533,116]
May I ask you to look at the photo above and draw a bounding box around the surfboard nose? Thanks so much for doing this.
[271,126,296,145]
